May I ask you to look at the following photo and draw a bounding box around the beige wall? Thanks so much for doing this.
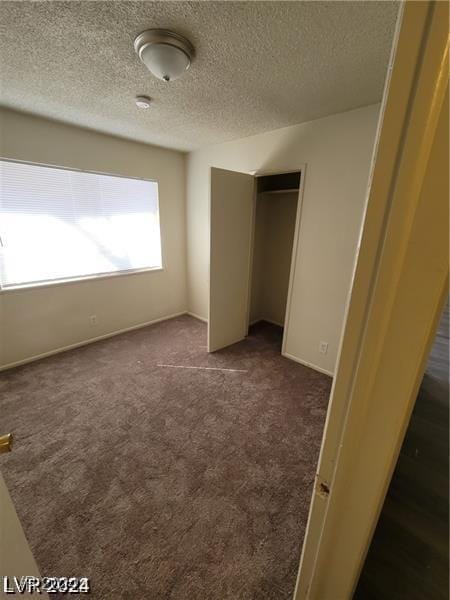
[0,108,187,367]
[186,104,380,374]
[250,191,298,326]
[249,195,267,325]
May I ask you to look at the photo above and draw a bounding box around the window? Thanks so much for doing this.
[0,160,162,288]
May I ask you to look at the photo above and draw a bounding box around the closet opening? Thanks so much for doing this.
[207,165,304,354]
[247,170,302,353]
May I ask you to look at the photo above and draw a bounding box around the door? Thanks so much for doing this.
[0,435,47,598]
[208,167,255,352]
[294,1,449,596]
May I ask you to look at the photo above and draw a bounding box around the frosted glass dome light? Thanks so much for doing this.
[134,29,194,82]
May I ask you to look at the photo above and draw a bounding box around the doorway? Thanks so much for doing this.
[248,171,301,351]
[208,167,304,355]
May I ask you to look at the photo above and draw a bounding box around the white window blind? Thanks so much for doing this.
[0,160,162,288]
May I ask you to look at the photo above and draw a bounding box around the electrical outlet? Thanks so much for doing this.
[319,341,328,354]
[89,315,98,326]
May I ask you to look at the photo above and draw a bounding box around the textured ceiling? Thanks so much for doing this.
[0,1,399,152]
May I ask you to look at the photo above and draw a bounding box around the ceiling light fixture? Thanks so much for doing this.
[135,95,152,109]
[134,29,194,82]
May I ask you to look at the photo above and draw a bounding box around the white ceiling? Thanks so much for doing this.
[0,1,399,152]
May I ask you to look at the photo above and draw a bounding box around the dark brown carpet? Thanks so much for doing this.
[0,316,331,599]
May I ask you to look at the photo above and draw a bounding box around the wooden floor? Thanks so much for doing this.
[355,302,449,600]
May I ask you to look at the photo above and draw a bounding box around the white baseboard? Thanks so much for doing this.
[263,318,285,328]
[0,311,188,372]
[282,351,334,377]
[186,311,208,323]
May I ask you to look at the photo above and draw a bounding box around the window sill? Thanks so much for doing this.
[0,266,164,294]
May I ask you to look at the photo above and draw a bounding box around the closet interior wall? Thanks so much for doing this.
[249,176,299,328]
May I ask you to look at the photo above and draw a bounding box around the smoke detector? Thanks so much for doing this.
[135,96,152,109]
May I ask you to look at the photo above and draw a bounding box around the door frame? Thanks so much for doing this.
[293,1,449,597]
[0,473,49,598]
[245,165,307,352]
